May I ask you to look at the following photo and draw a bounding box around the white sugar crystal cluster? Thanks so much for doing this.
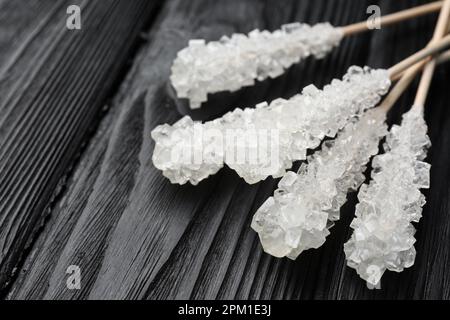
[171,22,343,108]
[344,107,431,288]
[152,66,390,185]
[251,109,387,259]
[151,117,224,185]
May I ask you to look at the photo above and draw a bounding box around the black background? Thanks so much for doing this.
[0,0,449,299]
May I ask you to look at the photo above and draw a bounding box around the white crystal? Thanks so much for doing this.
[171,23,344,108]
[151,116,224,185]
[251,108,388,259]
[344,106,431,288]
[152,66,390,185]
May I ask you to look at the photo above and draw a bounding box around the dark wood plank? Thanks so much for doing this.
[6,0,450,300]
[0,0,162,293]
[7,0,373,299]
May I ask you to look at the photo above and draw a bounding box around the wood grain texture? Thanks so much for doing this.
[4,0,450,300]
[0,0,162,293]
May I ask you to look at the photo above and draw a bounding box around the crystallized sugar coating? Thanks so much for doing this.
[251,108,387,259]
[152,66,391,185]
[171,23,344,109]
[344,106,431,288]
[151,116,224,185]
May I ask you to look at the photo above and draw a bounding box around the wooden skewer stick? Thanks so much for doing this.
[414,0,450,107]
[388,34,450,79]
[391,58,428,82]
[379,62,424,112]
[378,48,450,112]
[392,48,450,81]
[382,0,450,112]
[414,60,438,107]
[341,1,443,36]
[377,47,450,111]
[385,18,450,81]
[436,48,450,63]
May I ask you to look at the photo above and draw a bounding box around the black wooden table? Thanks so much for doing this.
[0,0,449,300]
